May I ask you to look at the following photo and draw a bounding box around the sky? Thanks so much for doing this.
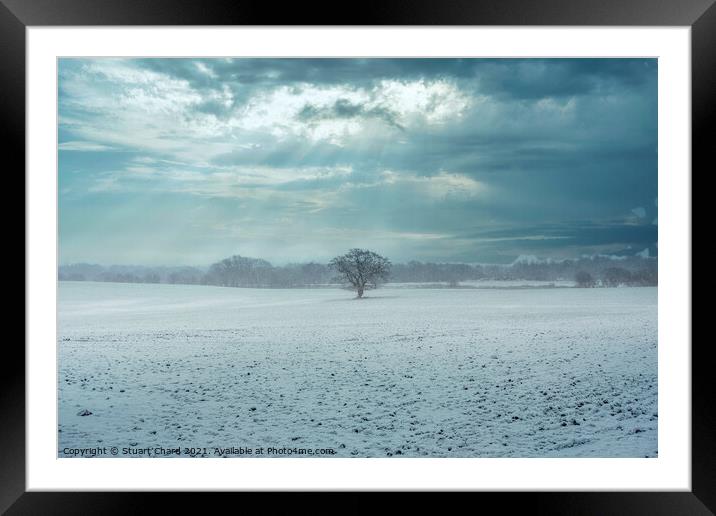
[58,58,657,266]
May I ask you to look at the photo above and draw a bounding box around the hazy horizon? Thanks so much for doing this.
[58,250,657,271]
[59,58,658,266]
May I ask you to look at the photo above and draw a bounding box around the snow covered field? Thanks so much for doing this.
[58,281,657,458]
[385,279,577,289]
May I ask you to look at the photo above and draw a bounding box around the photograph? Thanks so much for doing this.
[57,57,658,459]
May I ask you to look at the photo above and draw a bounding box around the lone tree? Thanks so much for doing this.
[330,248,391,298]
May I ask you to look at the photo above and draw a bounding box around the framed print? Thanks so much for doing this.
[6,0,712,512]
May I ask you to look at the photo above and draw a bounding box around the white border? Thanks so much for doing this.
[27,27,691,491]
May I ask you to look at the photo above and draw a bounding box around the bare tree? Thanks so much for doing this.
[602,267,632,288]
[330,249,391,298]
[575,270,596,288]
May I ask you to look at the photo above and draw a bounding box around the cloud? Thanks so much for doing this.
[376,170,485,200]
[631,207,647,218]
[89,160,355,199]
[87,176,120,192]
[297,99,405,131]
[59,141,116,152]
[58,58,658,265]
[233,79,470,144]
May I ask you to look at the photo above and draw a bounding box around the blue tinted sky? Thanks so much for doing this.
[58,58,657,265]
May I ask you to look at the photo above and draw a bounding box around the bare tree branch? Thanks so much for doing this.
[329,248,391,298]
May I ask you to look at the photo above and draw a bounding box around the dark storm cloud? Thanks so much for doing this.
[138,57,653,94]
[134,58,656,118]
[472,58,656,100]
[297,99,405,131]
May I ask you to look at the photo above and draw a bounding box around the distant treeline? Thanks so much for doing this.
[58,254,657,288]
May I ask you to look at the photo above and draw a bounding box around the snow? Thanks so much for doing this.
[384,280,575,288]
[460,279,576,288]
[58,281,657,458]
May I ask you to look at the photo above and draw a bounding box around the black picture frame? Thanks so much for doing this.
[4,0,710,512]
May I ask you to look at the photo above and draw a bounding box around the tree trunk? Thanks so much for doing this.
[356,286,364,298]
